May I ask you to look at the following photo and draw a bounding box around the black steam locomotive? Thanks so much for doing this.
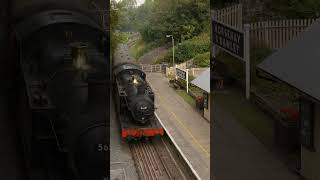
[11,1,108,179]
[113,62,155,125]
[112,45,164,140]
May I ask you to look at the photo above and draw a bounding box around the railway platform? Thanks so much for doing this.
[212,99,300,180]
[110,97,139,180]
[147,73,210,180]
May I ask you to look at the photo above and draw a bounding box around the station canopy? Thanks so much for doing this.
[191,68,210,93]
[257,18,320,102]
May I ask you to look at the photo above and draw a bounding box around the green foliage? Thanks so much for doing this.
[268,0,320,18]
[111,31,131,59]
[212,0,238,9]
[115,0,138,32]
[193,52,210,67]
[136,0,210,43]
[176,90,196,107]
[112,0,210,60]
[163,32,210,64]
[217,45,274,80]
[129,39,158,60]
[110,0,123,55]
[111,0,139,56]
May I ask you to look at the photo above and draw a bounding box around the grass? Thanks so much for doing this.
[176,90,196,107]
[214,87,274,147]
[189,85,204,97]
[129,39,158,61]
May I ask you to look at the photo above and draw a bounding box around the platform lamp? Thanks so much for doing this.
[166,34,175,67]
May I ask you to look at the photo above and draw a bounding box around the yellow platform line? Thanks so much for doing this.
[155,89,210,157]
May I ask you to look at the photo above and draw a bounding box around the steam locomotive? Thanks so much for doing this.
[11,1,108,179]
[113,45,164,140]
[113,62,155,125]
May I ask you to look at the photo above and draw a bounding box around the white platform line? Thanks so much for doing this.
[155,112,202,180]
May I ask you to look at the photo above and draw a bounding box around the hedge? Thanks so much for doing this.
[193,52,210,67]
[163,32,210,64]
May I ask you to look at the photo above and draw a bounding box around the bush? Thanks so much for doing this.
[268,0,320,18]
[111,31,131,56]
[193,52,210,67]
[129,39,158,60]
[163,32,210,64]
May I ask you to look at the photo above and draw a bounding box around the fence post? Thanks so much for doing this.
[244,24,251,100]
[211,9,216,60]
[175,65,178,80]
[239,4,243,30]
[186,69,189,94]
[264,21,269,47]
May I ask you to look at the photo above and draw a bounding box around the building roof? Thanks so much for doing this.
[257,18,320,102]
[191,68,210,93]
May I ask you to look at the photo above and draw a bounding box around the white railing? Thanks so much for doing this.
[139,64,163,73]
[212,4,243,30]
[250,19,317,49]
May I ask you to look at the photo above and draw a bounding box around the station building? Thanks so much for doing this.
[191,69,210,121]
[258,19,320,180]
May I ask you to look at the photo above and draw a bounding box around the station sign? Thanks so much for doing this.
[175,67,189,93]
[176,68,187,80]
[212,20,244,59]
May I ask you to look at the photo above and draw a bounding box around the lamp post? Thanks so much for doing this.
[166,35,175,67]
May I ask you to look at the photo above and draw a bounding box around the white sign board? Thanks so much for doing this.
[175,67,189,93]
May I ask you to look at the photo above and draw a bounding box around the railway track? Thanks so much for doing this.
[129,136,196,180]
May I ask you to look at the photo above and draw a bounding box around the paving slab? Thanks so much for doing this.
[212,99,301,180]
[147,73,210,180]
[110,98,139,180]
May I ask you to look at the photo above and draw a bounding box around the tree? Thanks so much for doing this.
[136,0,210,44]
[268,0,320,18]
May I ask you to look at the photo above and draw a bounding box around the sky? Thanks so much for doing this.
[115,0,145,6]
[136,0,145,6]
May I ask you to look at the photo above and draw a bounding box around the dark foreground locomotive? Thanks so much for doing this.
[11,1,108,180]
[112,46,164,140]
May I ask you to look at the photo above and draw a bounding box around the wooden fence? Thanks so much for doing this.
[212,4,243,30]
[212,4,318,50]
[139,64,163,73]
[250,19,317,49]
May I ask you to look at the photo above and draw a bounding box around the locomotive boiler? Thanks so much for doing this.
[113,63,155,125]
[10,1,108,179]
